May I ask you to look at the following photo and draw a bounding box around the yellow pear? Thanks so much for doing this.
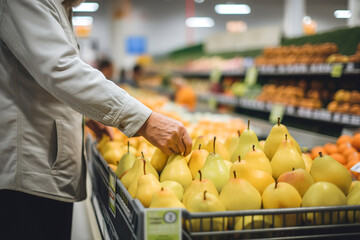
[160,181,184,201]
[277,168,314,197]
[205,137,230,161]
[102,144,122,165]
[310,152,352,195]
[262,182,302,227]
[150,148,168,173]
[302,182,346,224]
[192,136,207,150]
[223,160,233,172]
[149,187,185,208]
[230,156,274,194]
[264,118,302,160]
[302,153,313,173]
[160,154,192,189]
[108,164,117,172]
[346,181,360,222]
[96,134,110,152]
[244,145,272,175]
[188,144,209,179]
[270,134,306,180]
[234,215,272,238]
[224,130,241,156]
[259,140,266,151]
[115,142,137,178]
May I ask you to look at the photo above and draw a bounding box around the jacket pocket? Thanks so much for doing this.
[51,119,64,175]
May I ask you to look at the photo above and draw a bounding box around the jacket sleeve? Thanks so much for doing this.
[0,0,152,137]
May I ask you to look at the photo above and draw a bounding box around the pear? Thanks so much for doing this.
[234,215,272,239]
[310,152,352,195]
[302,182,346,224]
[134,161,162,207]
[149,187,185,208]
[244,145,272,175]
[115,142,137,178]
[270,134,306,180]
[264,117,302,160]
[259,140,266,151]
[188,144,209,179]
[262,182,302,227]
[185,190,227,233]
[302,153,313,173]
[183,170,219,206]
[350,181,360,192]
[346,181,360,222]
[108,164,117,172]
[231,120,261,162]
[150,148,168,173]
[230,156,275,194]
[220,171,261,227]
[192,136,207,150]
[102,146,122,165]
[205,137,230,161]
[277,168,314,197]
[197,137,230,193]
[160,154,192,189]
[223,160,233,172]
[224,130,241,156]
[160,181,184,201]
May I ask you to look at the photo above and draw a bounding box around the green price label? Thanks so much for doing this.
[244,66,258,86]
[269,104,285,124]
[207,96,217,111]
[108,188,116,217]
[145,209,181,240]
[109,168,116,193]
[331,64,343,78]
[210,68,222,84]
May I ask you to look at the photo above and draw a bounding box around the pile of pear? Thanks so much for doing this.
[111,118,360,232]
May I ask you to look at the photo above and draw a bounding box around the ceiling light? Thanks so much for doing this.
[194,0,205,3]
[215,4,251,15]
[73,2,99,12]
[303,16,312,25]
[334,10,351,19]
[186,17,214,28]
[72,16,93,26]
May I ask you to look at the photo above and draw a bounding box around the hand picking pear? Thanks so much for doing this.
[150,148,168,173]
[160,154,192,189]
[197,137,230,193]
[183,170,219,206]
[115,142,137,178]
[185,191,227,232]
[277,168,314,197]
[346,182,360,222]
[262,182,302,227]
[302,182,346,224]
[134,160,161,207]
[149,187,185,208]
[160,181,184,201]
[310,152,352,195]
[188,144,209,179]
[270,134,306,180]
[264,118,301,160]
[244,145,272,175]
[230,120,261,162]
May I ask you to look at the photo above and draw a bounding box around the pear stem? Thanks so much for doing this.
[247,119,250,130]
[161,187,164,191]
[319,152,323,157]
[143,160,146,175]
[275,181,278,189]
[292,167,295,171]
[238,155,241,162]
[141,151,145,159]
[127,141,130,154]
[237,130,241,137]
[277,117,280,126]
[233,170,237,179]
[285,134,288,141]
[198,144,201,150]
[213,137,216,154]
[252,145,255,151]
[198,170,202,181]
[203,191,207,200]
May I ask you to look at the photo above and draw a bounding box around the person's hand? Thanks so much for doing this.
[85,119,114,142]
[136,112,192,156]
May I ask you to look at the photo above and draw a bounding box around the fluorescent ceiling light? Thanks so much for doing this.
[334,10,351,19]
[194,0,205,3]
[303,16,312,24]
[215,4,251,15]
[186,17,214,28]
[73,2,99,12]
[72,16,93,26]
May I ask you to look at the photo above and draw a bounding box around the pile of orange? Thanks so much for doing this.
[310,133,360,179]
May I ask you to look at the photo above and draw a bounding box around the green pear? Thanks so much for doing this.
[223,160,233,172]
[196,137,230,193]
[224,130,241,156]
[264,118,302,160]
[244,145,272,175]
[160,181,184,201]
[231,156,275,195]
[134,161,162,207]
[183,170,219,206]
[271,134,306,180]
[277,168,314,197]
[231,120,261,162]
[149,187,185,208]
[150,148,168,173]
[302,182,346,224]
[205,137,230,161]
[115,142,137,178]
[185,191,227,233]
[188,144,209,179]
[262,182,302,227]
[346,181,360,222]
[310,152,352,195]
[160,154,192,189]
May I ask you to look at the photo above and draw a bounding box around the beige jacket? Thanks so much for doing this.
[0,0,152,202]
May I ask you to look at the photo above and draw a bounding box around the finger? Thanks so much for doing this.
[176,136,186,154]
[182,132,193,156]
[171,144,181,154]
[161,146,173,156]
[105,126,114,141]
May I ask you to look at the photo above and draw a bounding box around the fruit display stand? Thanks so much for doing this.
[87,137,360,240]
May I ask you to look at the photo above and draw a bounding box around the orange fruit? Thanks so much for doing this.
[338,142,353,153]
[351,133,360,150]
[343,147,357,158]
[323,143,338,154]
[330,153,346,165]
[347,151,360,163]
[311,146,327,159]
[337,135,352,146]
[347,158,360,170]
